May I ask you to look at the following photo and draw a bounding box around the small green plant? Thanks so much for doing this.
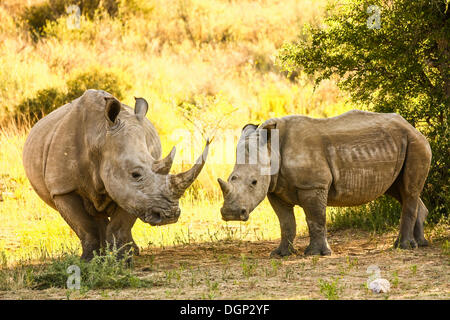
[442,240,450,256]
[33,247,152,290]
[204,279,220,299]
[311,256,319,266]
[391,271,399,288]
[218,254,231,280]
[284,266,295,280]
[240,254,258,278]
[164,269,181,285]
[318,277,342,300]
[410,265,417,276]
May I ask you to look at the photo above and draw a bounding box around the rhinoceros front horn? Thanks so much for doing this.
[217,178,231,196]
[169,139,210,197]
[153,146,176,175]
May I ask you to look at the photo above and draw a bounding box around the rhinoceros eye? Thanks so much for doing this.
[251,180,257,186]
[231,175,237,181]
[131,172,142,179]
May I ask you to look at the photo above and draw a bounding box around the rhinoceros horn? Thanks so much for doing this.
[217,178,232,196]
[152,146,176,175]
[169,139,210,197]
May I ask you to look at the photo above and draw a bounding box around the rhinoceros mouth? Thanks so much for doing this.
[143,208,180,226]
[144,211,163,225]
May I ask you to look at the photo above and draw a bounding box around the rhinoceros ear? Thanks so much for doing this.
[104,97,121,126]
[241,123,259,137]
[258,120,277,146]
[134,97,148,120]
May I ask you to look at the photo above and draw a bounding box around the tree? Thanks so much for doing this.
[278,0,449,222]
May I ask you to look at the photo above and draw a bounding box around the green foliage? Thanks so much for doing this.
[33,249,152,290]
[318,277,342,300]
[22,0,119,38]
[65,67,131,102]
[329,196,401,232]
[15,87,66,123]
[0,265,36,291]
[278,0,450,223]
[14,67,131,124]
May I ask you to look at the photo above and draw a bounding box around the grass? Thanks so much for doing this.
[318,277,342,300]
[0,246,152,291]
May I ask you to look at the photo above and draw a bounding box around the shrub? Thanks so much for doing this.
[13,67,131,124]
[329,196,401,233]
[15,87,67,123]
[22,0,118,38]
[65,66,131,102]
[278,0,449,223]
[33,248,152,290]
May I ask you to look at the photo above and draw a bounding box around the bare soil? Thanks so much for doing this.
[1,229,449,300]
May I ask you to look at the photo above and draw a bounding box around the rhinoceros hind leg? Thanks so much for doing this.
[413,198,429,247]
[386,156,430,249]
[298,189,331,256]
[268,193,297,257]
[106,207,138,259]
[53,193,101,261]
[395,195,420,249]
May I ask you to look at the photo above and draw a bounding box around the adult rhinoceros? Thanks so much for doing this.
[218,110,431,257]
[23,89,209,260]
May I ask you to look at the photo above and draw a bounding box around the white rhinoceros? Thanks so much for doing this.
[23,89,209,260]
[218,110,431,256]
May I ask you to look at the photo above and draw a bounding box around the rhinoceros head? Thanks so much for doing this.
[218,121,278,221]
[100,96,209,226]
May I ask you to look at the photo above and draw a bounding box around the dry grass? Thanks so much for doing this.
[1,229,448,299]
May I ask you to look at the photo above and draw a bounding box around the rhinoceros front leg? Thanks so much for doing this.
[268,193,297,257]
[298,189,331,256]
[53,192,101,260]
[106,207,139,258]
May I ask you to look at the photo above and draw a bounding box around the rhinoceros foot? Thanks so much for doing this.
[394,237,418,249]
[304,243,332,256]
[415,238,429,247]
[270,246,297,258]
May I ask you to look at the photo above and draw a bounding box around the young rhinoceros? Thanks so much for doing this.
[23,89,209,260]
[218,110,431,257]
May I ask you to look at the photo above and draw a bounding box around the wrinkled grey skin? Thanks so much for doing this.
[23,89,209,260]
[218,110,432,257]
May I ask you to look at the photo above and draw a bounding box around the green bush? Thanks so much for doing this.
[13,67,131,124]
[278,0,449,223]
[33,249,152,290]
[15,87,67,123]
[22,0,118,38]
[329,196,401,233]
[65,67,131,102]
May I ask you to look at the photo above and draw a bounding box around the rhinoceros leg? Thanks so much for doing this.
[413,199,429,247]
[106,207,139,258]
[268,193,296,257]
[53,192,101,260]
[395,196,419,249]
[386,184,428,247]
[298,189,331,256]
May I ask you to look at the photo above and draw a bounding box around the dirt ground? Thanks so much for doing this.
[1,229,449,300]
